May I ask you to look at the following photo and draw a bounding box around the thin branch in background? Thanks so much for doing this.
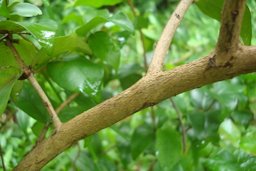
[56,92,80,114]
[170,99,187,154]
[215,0,246,65]
[147,0,194,74]
[6,36,62,131]
[0,144,6,171]
[42,72,63,102]
[36,92,80,143]
[127,0,148,70]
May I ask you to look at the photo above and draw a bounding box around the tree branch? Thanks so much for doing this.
[56,93,80,114]
[170,99,187,154]
[215,0,246,65]
[147,0,193,74]
[6,38,62,131]
[14,45,256,171]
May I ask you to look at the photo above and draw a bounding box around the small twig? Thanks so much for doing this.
[6,36,62,131]
[127,0,148,70]
[0,144,6,171]
[56,92,80,114]
[147,0,193,74]
[36,92,80,143]
[170,99,187,154]
[215,0,246,65]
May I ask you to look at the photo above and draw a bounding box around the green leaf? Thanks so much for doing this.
[0,67,19,115]
[15,109,31,133]
[0,20,25,33]
[14,82,50,123]
[88,31,120,70]
[31,122,45,137]
[9,2,42,17]
[156,122,182,170]
[118,64,143,89]
[203,147,256,171]
[110,12,134,32]
[131,124,154,159]
[17,22,56,43]
[47,57,104,96]
[76,16,107,36]
[50,34,91,57]
[196,0,252,45]
[75,0,123,8]
[240,128,256,155]
[218,119,241,147]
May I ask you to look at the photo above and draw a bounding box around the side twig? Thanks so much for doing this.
[215,0,246,65]
[56,92,80,114]
[6,37,62,131]
[147,0,193,74]
[36,92,80,143]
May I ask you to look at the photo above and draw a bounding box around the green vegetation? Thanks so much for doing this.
[0,0,256,170]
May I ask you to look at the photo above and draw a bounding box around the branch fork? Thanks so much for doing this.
[14,0,256,170]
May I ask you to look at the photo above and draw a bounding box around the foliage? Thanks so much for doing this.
[0,0,256,170]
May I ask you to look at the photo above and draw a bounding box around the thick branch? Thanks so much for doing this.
[147,0,193,74]
[15,46,256,171]
[215,0,246,65]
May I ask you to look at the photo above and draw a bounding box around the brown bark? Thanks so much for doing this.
[14,46,256,171]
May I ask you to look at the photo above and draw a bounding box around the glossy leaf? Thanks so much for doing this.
[76,17,107,36]
[0,67,19,115]
[47,57,104,95]
[196,0,252,45]
[14,82,50,123]
[50,34,91,57]
[110,12,134,32]
[156,122,182,170]
[203,148,256,171]
[240,128,256,155]
[9,2,42,17]
[88,31,120,70]
[17,22,56,43]
[218,119,241,147]
[0,20,25,32]
[131,124,154,159]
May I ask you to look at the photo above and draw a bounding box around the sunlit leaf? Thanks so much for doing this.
[14,82,50,123]
[47,56,104,96]
[218,119,241,147]
[9,2,42,17]
[88,31,120,70]
[50,34,91,57]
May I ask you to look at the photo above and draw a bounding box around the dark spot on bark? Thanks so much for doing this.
[175,13,180,20]
[206,55,216,69]
[231,10,239,21]
[142,102,156,108]
[223,61,233,68]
